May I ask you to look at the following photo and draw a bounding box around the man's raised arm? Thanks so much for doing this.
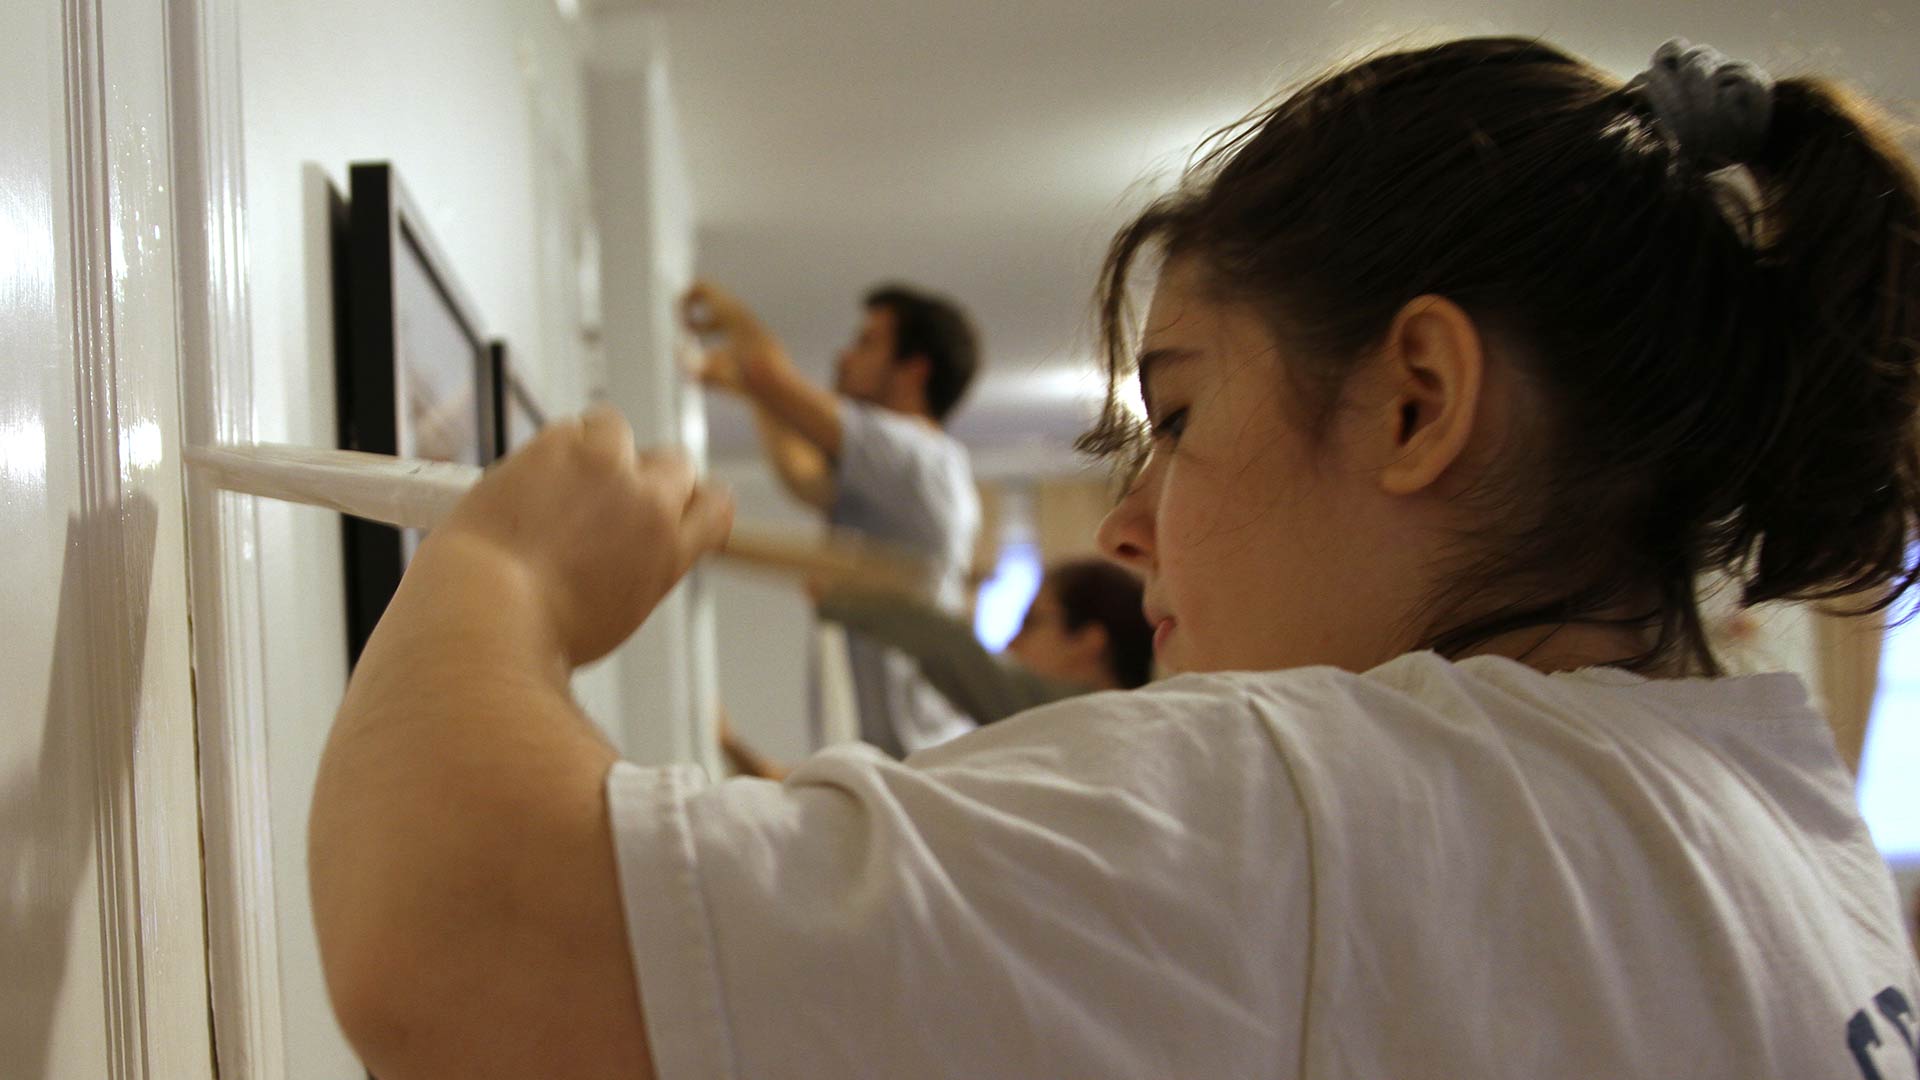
[683,279,844,508]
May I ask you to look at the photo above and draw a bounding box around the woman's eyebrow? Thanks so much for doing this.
[1137,347,1202,413]
[1136,347,1201,383]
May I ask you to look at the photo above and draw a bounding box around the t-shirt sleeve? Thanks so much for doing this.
[831,400,961,551]
[608,687,1313,1080]
[834,398,919,505]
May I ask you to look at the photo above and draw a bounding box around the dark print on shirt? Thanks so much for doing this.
[1848,985,1920,1079]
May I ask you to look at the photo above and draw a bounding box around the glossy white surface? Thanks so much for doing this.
[0,1,113,1069]
[1,0,214,1075]
[170,0,288,1073]
[103,0,221,1067]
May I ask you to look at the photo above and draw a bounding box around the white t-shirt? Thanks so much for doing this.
[827,400,980,756]
[608,652,1920,1079]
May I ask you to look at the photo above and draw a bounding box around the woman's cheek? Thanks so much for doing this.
[1167,470,1240,572]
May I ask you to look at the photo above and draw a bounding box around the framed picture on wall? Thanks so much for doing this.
[488,340,548,459]
[336,161,499,664]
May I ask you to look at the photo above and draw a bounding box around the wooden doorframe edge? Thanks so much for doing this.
[167,1,290,1076]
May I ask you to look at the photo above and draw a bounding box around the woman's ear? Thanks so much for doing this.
[1370,295,1485,497]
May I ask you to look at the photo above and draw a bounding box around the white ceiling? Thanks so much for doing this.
[590,0,1920,467]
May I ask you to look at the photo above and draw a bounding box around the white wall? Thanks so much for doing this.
[239,0,600,1072]
[705,461,830,763]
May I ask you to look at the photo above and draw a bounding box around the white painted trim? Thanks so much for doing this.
[167,0,289,1076]
[65,0,232,1069]
[59,0,148,1072]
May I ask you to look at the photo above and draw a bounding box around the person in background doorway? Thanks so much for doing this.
[720,557,1154,779]
[821,556,1153,724]
[685,280,982,758]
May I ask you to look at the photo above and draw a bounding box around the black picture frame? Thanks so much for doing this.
[336,162,498,665]
[488,339,548,459]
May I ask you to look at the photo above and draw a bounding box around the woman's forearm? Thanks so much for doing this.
[309,532,631,1075]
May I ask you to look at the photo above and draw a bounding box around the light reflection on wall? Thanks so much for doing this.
[0,190,55,299]
[0,416,47,487]
[124,419,164,473]
[1,185,56,498]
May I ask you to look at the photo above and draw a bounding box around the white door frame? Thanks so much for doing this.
[50,0,232,1070]
[59,3,156,1069]
[166,0,288,1076]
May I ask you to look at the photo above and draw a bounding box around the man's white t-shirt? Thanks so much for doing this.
[608,652,1920,1079]
[827,400,980,756]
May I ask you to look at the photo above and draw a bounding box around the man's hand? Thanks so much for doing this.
[680,278,758,337]
[694,345,747,394]
[682,279,783,397]
[679,277,846,503]
[425,405,734,667]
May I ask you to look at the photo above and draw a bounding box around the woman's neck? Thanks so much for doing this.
[1457,621,1672,677]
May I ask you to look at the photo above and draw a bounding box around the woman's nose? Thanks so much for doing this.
[1097,469,1156,571]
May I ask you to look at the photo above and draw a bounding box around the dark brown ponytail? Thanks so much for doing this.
[1727,79,1920,614]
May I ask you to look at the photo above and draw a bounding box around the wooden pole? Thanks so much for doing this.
[184,442,933,595]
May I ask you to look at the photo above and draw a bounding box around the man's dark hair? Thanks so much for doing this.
[864,284,981,422]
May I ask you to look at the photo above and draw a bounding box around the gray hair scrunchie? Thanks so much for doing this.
[1628,38,1775,167]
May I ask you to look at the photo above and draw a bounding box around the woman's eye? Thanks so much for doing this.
[1149,406,1188,442]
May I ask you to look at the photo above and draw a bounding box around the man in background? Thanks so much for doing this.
[684,280,982,756]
